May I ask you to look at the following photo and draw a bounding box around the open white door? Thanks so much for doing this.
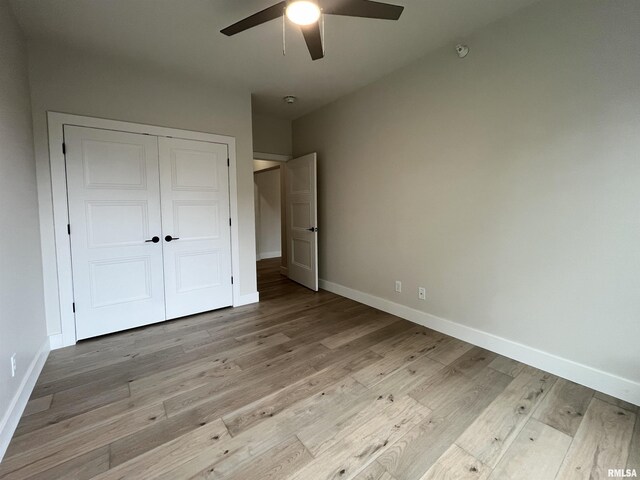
[286,153,318,291]
[158,137,233,319]
[65,126,166,339]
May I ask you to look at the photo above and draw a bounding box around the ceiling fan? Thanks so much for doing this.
[221,0,404,61]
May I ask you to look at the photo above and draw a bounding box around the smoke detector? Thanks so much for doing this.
[283,95,297,104]
[455,44,469,58]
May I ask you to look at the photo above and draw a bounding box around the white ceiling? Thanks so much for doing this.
[11,0,539,119]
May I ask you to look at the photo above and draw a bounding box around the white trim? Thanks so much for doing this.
[253,152,291,162]
[234,291,260,307]
[0,339,50,461]
[47,112,241,348]
[319,278,640,407]
[48,333,64,350]
[256,251,282,261]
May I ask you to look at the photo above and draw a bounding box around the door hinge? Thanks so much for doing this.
[72,302,75,313]
[229,218,232,227]
[231,276,234,285]
[62,142,66,154]
[227,158,230,167]
[67,224,71,235]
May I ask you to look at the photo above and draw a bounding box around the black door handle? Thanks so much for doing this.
[165,235,180,242]
[145,236,160,243]
[306,227,318,232]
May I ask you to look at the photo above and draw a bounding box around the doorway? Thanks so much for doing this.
[254,166,282,262]
[253,153,319,293]
[254,159,285,295]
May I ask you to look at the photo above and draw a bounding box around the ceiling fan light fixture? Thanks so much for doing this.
[286,1,321,26]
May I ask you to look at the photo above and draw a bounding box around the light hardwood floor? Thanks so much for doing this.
[1,258,638,479]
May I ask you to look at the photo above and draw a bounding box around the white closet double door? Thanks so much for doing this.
[65,126,233,340]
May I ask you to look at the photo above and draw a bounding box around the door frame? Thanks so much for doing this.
[48,112,242,347]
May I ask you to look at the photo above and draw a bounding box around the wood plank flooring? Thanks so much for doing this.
[1,258,637,479]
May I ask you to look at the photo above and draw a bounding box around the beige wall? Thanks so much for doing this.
[252,113,292,155]
[0,0,47,456]
[293,0,640,389]
[27,42,258,336]
[251,111,292,273]
[254,168,282,259]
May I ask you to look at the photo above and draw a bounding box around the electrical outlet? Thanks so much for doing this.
[10,354,16,377]
[418,287,426,300]
[395,281,402,293]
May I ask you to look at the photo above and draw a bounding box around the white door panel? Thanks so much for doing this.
[65,126,166,339]
[286,153,318,291]
[159,137,233,319]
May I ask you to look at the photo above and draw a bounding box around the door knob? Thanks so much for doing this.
[306,227,318,232]
[165,235,179,242]
[145,236,160,243]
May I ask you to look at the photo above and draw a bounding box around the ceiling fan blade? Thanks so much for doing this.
[221,1,286,36]
[300,23,324,60]
[324,0,404,20]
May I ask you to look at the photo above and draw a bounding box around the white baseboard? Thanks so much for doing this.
[280,266,288,277]
[319,278,640,406]
[234,291,260,307]
[48,333,64,350]
[256,251,281,261]
[0,338,50,461]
